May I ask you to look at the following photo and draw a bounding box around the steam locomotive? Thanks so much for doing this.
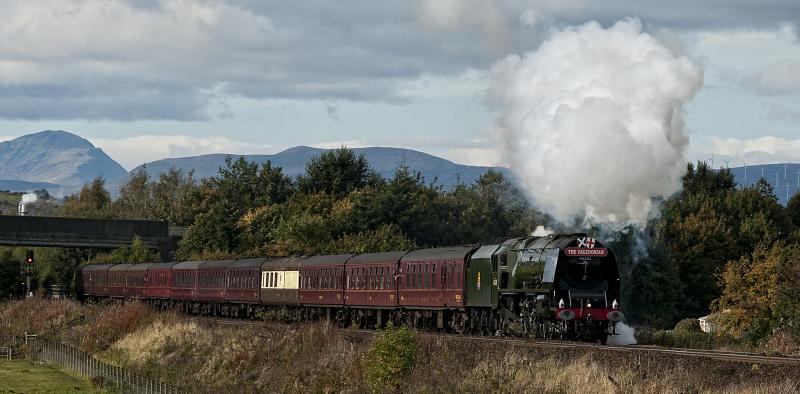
[78,233,623,343]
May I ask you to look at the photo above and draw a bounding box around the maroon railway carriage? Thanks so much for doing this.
[261,256,303,306]
[197,260,232,302]
[399,247,476,309]
[226,258,263,304]
[344,251,405,308]
[81,264,113,298]
[299,254,352,306]
[146,262,177,299]
[126,263,153,298]
[170,261,202,300]
[107,264,132,297]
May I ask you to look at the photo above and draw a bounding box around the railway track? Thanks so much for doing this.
[189,316,800,366]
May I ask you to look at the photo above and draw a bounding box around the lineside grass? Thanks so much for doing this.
[0,360,109,394]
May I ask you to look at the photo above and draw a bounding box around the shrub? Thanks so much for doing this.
[673,318,702,335]
[764,328,800,355]
[362,325,419,393]
[78,302,159,353]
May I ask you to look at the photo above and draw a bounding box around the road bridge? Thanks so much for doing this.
[0,215,180,257]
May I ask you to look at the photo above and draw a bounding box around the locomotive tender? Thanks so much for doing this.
[79,233,623,343]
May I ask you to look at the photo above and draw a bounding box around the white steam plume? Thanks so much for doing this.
[20,193,37,205]
[608,322,637,346]
[490,19,703,228]
[531,225,554,237]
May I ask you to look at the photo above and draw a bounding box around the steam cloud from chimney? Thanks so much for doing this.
[18,192,37,216]
[489,19,703,229]
[20,193,38,205]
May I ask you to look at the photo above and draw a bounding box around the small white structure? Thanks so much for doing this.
[698,315,717,333]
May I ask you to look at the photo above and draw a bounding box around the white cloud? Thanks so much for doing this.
[708,135,800,165]
[689,24,800,91]
[310,140,367,149]
[0,1,505,120]
[90,134,273,170]
[744,59,800,96]
[396,69,488,100]
[438,147,503,167]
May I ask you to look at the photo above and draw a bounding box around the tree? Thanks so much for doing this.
[297,147,379,197]
[113,167,153,219]
[787,191,800,229]
[59,177,112,218]
[626,242,683,327]
[91,236,160,264]
[177,157,294,256]
[0,249,24,299]
[715,242,800,343]
[151,168,199,226]
[350,166,452,246]
[52,248,95,297]
[328,224,415,254]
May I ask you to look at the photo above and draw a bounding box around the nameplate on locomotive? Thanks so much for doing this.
[564,247,608,257]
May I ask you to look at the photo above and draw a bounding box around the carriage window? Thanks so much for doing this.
[361,267,366,289]
[447,265,452,288]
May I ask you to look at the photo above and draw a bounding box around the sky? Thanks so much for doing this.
[0,0,799,170]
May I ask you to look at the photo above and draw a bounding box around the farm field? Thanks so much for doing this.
[0,360,106,394]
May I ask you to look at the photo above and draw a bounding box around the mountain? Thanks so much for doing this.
[728,163,800,205]
[0,130,128,195]
[134,146,512,188]
[0,179,60,192]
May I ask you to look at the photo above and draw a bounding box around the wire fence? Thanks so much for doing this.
[25,334,180,394]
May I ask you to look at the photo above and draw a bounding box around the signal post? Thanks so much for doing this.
[24,250,33,298]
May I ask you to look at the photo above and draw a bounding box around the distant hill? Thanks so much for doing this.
[728,163,800,205]
[133,146,512,188]
[0,179,60,192]
[0,130,128,195]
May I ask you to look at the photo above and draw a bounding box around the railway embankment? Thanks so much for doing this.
[2,298,799,393]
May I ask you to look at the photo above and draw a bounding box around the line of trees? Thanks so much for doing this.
[624,162,800,346]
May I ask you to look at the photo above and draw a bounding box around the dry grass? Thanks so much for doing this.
[2,300,800,394]
[0,298,82,341]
